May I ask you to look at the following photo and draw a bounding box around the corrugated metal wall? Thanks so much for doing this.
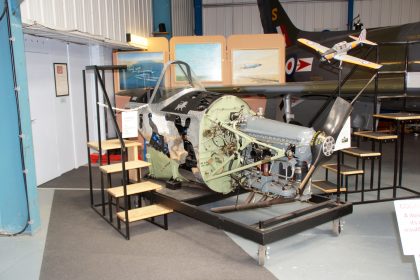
[172,0,194,36]
[203,0,420,36]
[203,0,348,36]
[355,0,420,28]
[20,0,153,43]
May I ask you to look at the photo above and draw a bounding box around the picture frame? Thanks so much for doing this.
[170,36,226,86]
[231,48,281,85]
[113,51,165,92]
[53,63,69,97]
[226,34,285,85]
[173,42,223,83]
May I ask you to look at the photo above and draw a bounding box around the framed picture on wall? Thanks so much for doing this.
[53,63,69,97]
[114,51,165,91]
[231,49,280,85]
[174,43,223,83]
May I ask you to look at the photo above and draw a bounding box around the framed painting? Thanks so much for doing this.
[173,43,223,83]
[114,51,165,91]
[231,49,280,85]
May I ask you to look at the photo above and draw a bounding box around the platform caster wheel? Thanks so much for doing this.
[257,245,269,266]
[332,219,344,236]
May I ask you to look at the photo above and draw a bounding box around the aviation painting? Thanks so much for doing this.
[174,43,222,82]
[232,49,280,85]
[117,52,164,90]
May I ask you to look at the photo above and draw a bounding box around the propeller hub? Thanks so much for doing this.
[322,136,335,156]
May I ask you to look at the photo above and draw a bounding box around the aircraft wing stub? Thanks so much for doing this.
[337,54,382,69]
[297,38,329,54]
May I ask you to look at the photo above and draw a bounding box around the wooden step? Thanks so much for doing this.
[312,180,347,193]
[100,160,151,174]
[88,139,142,151]
[342,148,381,158]
[373,112,420,121]
[107,181,162,198]
[353,131,397,140]
[117,204,173,222]
[322,164,364,175]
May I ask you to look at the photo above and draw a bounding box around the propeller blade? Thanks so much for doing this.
[298,97,353,195]
[322,97,353,139]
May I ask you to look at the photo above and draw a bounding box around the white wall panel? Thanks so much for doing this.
[24,34,114,184]
[355,0,420,28]
[124,0,131,36]
[118,0,126,42]
[203,0,349,36]
[20,0,153,44]
[172,0,194,36]
[202,0,420,36]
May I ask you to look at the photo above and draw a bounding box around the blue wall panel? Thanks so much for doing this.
[152,0,172,39]
[0,0,40,234]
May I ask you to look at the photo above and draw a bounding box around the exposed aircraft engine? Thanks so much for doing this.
[198,95,315,198]
[239,115,314,197]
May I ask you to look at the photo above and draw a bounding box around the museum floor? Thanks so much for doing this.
[1,135,419,280]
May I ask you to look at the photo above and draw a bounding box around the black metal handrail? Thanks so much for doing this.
[83,65,132,239]
[373,40,420,129]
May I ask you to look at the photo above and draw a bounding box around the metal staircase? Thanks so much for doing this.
[83,65,172,240]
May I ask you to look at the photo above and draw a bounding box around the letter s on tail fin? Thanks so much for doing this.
[257,0,299,46]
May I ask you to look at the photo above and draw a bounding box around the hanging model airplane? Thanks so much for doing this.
[123,61,353,211]
[297,29,382,70]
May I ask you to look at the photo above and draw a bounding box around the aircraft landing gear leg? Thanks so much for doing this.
[332,219,344,236]
[257,245,269,266]
[284,94,295,123]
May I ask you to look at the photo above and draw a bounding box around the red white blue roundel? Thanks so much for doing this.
[285,56,296,75]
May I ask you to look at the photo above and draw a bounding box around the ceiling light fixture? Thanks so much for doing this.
[126,33,148,49]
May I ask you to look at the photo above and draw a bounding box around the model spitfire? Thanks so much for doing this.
[298,29,382,69]
[127,61,352,207]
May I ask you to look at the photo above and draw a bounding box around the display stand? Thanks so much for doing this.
[83,65,172,240]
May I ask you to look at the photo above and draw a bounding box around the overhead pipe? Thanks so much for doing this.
[347,0,354,30]
[194,0,203,35]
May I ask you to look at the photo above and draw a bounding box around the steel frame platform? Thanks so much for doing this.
[151,185,353,246]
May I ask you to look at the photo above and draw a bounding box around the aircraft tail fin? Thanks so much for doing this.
[358,29,367,41]
[257,0,299,46]
[349,29,377,45]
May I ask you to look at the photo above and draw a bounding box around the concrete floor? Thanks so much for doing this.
[227,201,418,280]
[0,189,54,280]
[1,135,420,279]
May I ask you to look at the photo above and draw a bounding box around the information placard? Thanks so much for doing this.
[53,63,69,97]
[334,117,351,151]
[394,199,420,255]
[122,111,138,138]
